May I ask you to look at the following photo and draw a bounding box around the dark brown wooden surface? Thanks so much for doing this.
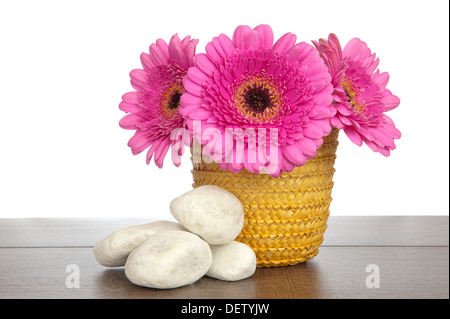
[0,217,448,299]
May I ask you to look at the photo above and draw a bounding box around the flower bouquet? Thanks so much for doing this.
[118,25,400,267]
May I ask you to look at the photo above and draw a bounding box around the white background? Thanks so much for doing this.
[0,0,448,219]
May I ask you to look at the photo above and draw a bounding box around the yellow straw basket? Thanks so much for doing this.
[191,128,339,267]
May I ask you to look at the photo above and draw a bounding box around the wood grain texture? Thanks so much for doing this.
[0,217,448,299]
[0,247,447,299]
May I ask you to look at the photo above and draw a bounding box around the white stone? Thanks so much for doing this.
[93,220,186,267]
[124,230,212,289]
[206,241,256,281]
[170,185,244,245]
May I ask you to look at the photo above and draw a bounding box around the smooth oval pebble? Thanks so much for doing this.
[125,230,212,289]
[206,241,256,281]
[93,220,186,267]
[170,185,244,245]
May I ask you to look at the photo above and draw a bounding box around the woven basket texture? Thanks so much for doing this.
[191,128,339,267]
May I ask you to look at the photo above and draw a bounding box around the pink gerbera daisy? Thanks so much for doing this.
[313,34,401,156]
[180,24,333,177]
[119,34,198,167]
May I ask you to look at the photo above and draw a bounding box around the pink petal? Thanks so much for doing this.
[179,92,203,117]
[327,104,337,117]
[181,35,192,48]
[302,124,323,139]
[337,113,354,126]
[229,162,245,174]
[183,75,204,96]
[119,114,140,129]
[285,44,303,63]
[362,138,379,153]
[330,116,345,129]
[280,154,296,173]
[187,107,213,120]
[343,37,364,59]
[357,126,376,142]
[254,24,274,49]
[381,116,401,139]
[369,128,396,148]
[328,34,343,54]
[169,34,189,68]
[296,42,319,65]
[146,140,160,165]
[382,91,400,111]
[194,54,216,76]
[154,141,171,168]
[243,30,261,50]
[298,137,317,157]
[121,91,139,103]
[205,41,223,63]
[336,103,354,116]
[349,118,361,129]
[373,71,390,88]
[315,118,333,135]
[186,67,209,85]
[366,56,380,74]
[267,167,283,178]
[232,25,252,49]
[281,143,301,165]
[378,147,390,157]
[214,36,230,59]
[128,130,151,155]
[343,126,363,146]
[311,137,324,148]
[119,101,140,113]
[273,32,297,55]
[183,38,199,67]
[129,69,147,89]
[218,33,236,56]
[180,93,204,108]
[312,91,333,109]
[149,40,169,66]
[140,53,153,71]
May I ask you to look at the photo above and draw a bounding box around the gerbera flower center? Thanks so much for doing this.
[341,78,364,114]
[169,91,182,110]
[160,82,184,117]
[233,74,283,124]
[244,88,272,113]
